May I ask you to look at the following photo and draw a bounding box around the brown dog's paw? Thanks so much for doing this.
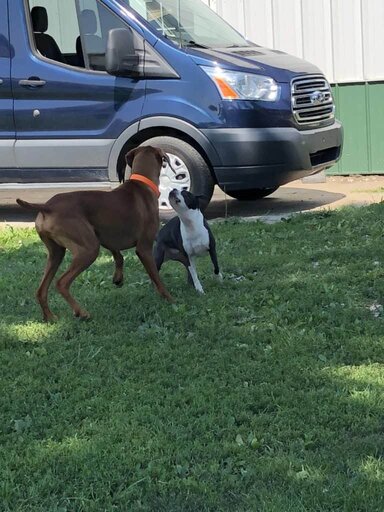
[113,277,124,288]
[44,312,59,323]
[73,309,91,320]
[162,292,174,303]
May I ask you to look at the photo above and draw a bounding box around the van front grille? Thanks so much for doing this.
[291,75,335,127]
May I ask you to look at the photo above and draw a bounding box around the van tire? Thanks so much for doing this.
[141,136,215,209]
[225,187,279,201]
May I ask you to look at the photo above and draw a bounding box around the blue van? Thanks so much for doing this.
[0,0,342,209]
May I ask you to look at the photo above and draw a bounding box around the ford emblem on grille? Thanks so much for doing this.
[310,91,326,105]
[291,75,334,125]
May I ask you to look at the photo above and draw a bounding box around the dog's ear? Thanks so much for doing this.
[125,148,138,169]
[181,190,206,210]
[119,148,138,183]
[195,194,207,210]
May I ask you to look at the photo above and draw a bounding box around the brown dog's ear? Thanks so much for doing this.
[118,148,138,183]
[125,148,138,169]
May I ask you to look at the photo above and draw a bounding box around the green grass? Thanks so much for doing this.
[1,205,384,511]
[353,187,384,193]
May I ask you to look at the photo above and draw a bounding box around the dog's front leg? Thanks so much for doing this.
[111,250,124,287]
[136,243,173,302]
[188,256,204,294]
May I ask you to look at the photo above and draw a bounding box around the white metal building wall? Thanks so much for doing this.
[204,0,384,84]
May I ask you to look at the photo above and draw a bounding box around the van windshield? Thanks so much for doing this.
[123,0,249,48]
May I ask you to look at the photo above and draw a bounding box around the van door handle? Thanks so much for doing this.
[19,79,46,88]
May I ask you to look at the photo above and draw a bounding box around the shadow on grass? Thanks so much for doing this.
[205,187,346,220]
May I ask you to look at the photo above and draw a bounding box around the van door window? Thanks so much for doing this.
[76,0,130,71]
[28,1,80,65]
[27,0,131,71]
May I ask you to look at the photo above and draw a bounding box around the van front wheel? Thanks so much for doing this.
[141,136,215,210]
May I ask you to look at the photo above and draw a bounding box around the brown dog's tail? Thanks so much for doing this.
[16,198,51,213]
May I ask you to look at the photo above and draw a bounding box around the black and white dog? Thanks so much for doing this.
[154,189,222,293]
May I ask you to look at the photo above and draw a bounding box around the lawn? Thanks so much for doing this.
[1,205,384,512]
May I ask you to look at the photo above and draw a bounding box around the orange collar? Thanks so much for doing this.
[129,174,160,198]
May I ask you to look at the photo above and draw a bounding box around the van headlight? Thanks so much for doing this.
[201,66,280,102]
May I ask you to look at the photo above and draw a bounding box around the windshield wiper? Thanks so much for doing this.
[182,40,210,49]
[224,44,250,48]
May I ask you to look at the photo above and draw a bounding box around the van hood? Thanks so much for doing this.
[188,46,323,83]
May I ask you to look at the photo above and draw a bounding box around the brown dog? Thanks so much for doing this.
[16,146,173,322]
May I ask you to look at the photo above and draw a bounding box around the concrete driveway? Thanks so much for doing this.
[1,175,384,227]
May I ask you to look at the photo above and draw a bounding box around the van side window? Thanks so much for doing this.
[28,1,80,66]
[27,0,130,72]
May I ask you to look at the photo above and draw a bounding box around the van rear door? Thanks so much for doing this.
[9,0,145,183]
[0,0,16,175]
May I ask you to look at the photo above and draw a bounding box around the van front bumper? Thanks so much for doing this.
[202,121,343,192]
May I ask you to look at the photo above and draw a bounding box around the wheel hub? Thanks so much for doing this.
[158,153,191,210]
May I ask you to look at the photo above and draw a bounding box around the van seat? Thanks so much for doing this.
[31,6,66,64]
[76,10,104,69]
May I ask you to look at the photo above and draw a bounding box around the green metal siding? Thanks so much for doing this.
[367,84,384,173]
[329,83,384,175]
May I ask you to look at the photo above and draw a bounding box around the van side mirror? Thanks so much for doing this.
[105,28,140,77]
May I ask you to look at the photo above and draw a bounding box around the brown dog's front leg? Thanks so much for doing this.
[136,244,173,302]
[111,250,124,287]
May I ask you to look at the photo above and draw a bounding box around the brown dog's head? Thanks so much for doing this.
[119,146,174,183]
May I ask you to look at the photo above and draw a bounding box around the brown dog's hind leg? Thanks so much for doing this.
[36,236,66,322]
[55,235,100,319]
[136,243,173,302]
[111,250,124,287]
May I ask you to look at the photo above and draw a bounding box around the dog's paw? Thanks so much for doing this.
[215,272,223,282]
[196,286,205,294]
[158,286,174,302]
[74,309,91,320]
[44,312,58,323]
[113,278,124,288]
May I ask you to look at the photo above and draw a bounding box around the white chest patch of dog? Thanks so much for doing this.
[180,210,210,257]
